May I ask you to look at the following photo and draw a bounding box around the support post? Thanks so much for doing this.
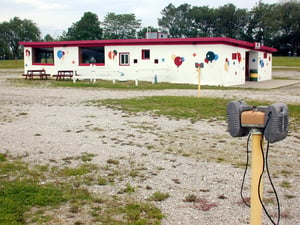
[250,128,264,225]
[197,66,201,97]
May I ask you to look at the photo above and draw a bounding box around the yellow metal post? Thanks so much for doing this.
[197,66,201,97]
[250,129,264,225]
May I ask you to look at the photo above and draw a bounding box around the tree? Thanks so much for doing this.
[60,12,102,40]
[248,1,278,46]
[0,17,40,59]
[43,34,55,42]
[103,13,141,39]
[275,0,300,55]
[158,3,195,38]
[214,4,248,39]
[189,6,216,37]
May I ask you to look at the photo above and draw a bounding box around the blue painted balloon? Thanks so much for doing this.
[260,59,264,68]
[214,54,219,61]
[57,50,64,59]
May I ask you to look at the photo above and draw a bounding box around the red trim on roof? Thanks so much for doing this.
[19,37,277,53]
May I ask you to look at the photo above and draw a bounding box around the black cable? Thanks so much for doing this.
[265,141,281,225]
[257,111,281,225]
[240,133,251,207]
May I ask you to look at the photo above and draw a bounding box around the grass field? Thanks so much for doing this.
[273,56,300,67]
[0,59,24,68]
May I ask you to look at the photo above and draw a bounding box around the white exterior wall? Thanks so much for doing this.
[248,51,272,81]
[23,43,273,86]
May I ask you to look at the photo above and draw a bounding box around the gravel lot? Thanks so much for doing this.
[0,69,299,225]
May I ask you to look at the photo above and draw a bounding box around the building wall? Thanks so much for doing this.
[23,43,273,86]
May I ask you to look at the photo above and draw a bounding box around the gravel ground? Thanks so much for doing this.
[0,70,299,225]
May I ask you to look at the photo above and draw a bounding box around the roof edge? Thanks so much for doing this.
[19,37,277,53]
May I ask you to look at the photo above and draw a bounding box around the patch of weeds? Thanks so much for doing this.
[121,183,136,194]
[90,197,163,224]
[0,153,7,162]
[91,127,105,132]
[280,170,292,176]
[124,202,164,223]
[97,176,108,186]
[77,152,97,162]
[284,194,296,199]
[57,163,98,177]
[280,181,292,189]
[263,197,275,205]
[62,156,76,164]
[107,158,120,165]
[216,157,225,163]
[69,202,80,213]
[147,191,170,201]
[128,169,139,178]
[0,156,164,224]
[18,112,28,116]
[0,180,67,224]
[183,194,198,202]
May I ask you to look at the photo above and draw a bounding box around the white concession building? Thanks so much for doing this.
[20,37,277,86]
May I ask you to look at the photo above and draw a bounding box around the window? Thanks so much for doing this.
[232,53,237,60]
[142,49,150,59]
[79,46,105,65]
[119,52,130,66]
[32,48,54,65]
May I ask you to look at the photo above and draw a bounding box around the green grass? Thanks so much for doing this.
[273,56,300,67]
[0,59,24,69]
[53,79,200,90]
[0,155,163,224]
[91,96,300,127]
[147,191,170,202]
[94,96,229,122]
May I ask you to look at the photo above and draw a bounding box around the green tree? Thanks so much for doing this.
[214,4,248,39]
[43,34,55,42]
[158,3,195,37]
[275,0,300,55]
[103,13,141,39]
[61,12,102,40]
[0,17,40,59]
[248,1,278,46]
[189,6,216,37]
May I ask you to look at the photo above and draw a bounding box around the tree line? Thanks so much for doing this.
[0,0,299,59]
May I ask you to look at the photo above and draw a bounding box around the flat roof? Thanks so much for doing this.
[19,37,277,53]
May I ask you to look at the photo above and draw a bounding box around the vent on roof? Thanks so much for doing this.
[145,32,168,39]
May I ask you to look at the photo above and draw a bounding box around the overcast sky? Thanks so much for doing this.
[1,0,280,38]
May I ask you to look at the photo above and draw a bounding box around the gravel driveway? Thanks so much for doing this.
[0,70,299,225]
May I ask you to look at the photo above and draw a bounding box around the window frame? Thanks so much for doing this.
[119,52,130,66]
[78,46,105,66]
[32,47,54,65]
[142,49,150,60]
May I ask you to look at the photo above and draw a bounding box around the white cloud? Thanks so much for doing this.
[13,0,68,10]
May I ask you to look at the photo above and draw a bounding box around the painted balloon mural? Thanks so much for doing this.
[108,50,118,60]
[57,50,65,59]
[205,51,219,63]
[172,55,185,67]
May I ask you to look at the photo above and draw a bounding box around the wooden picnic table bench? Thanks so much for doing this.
[22,70,51,80]
[53,70,76,80]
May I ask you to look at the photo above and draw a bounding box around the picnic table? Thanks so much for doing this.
[53,70,76,80]
[22,70,51,80]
